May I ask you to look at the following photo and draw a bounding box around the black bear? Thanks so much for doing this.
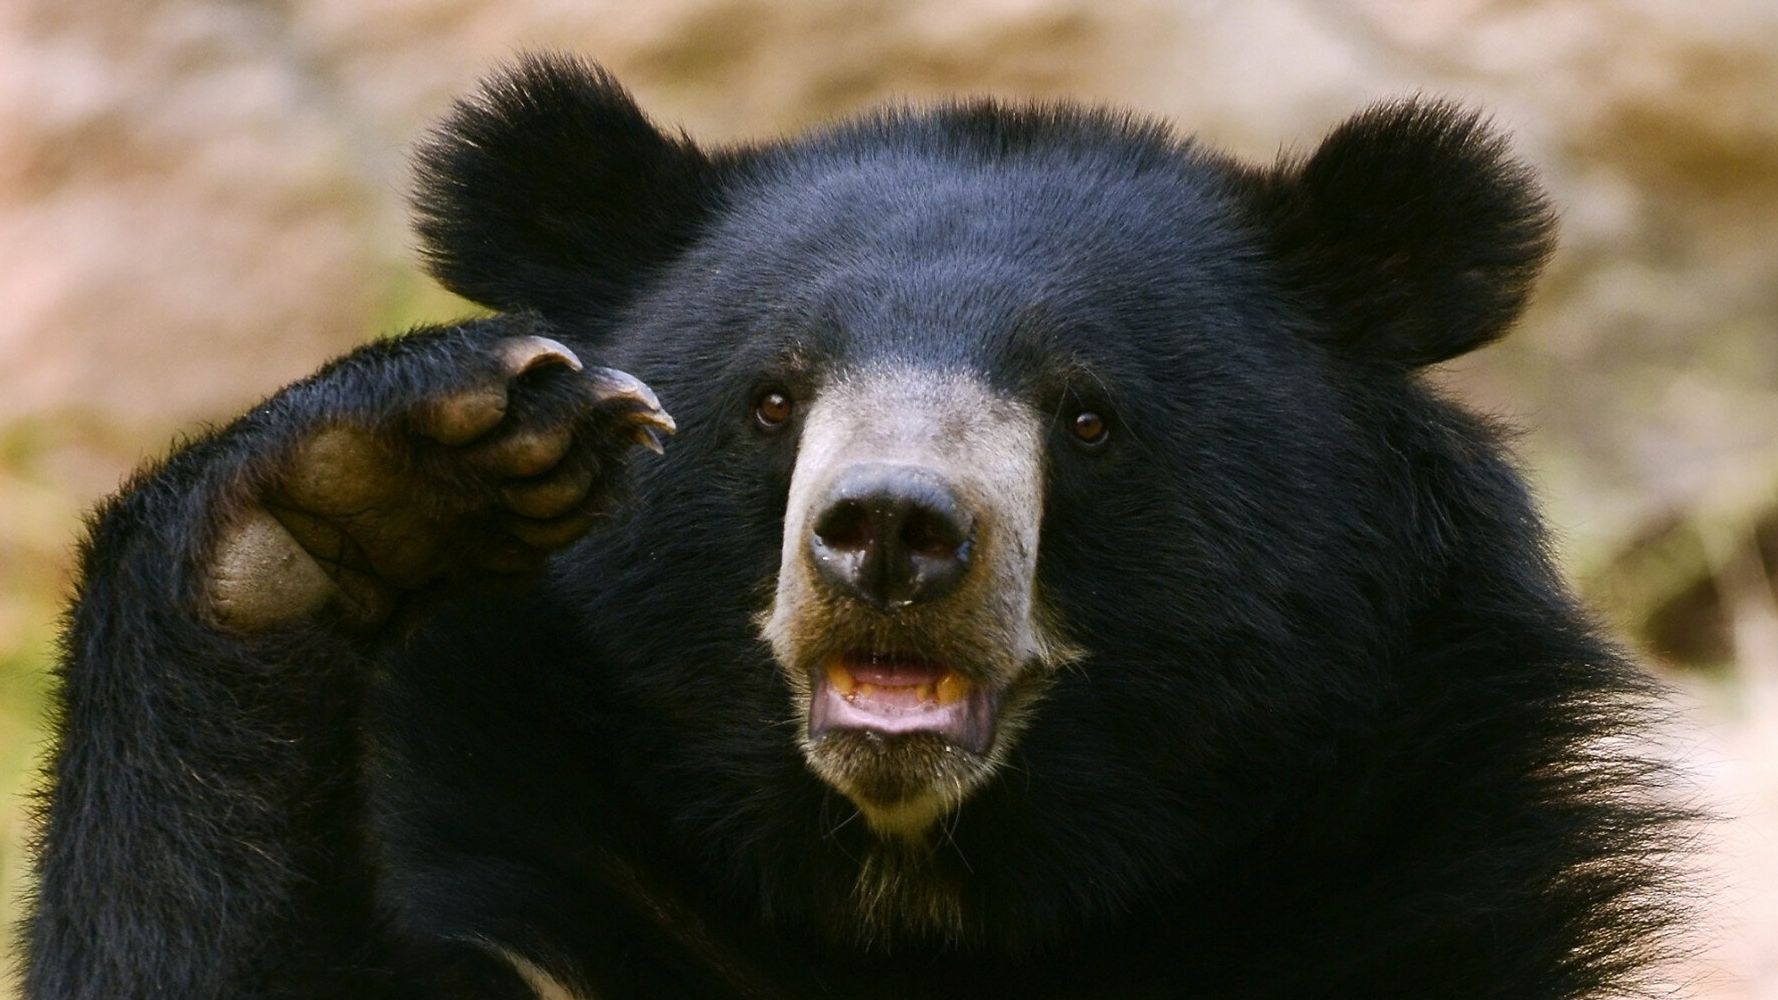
[25,55,1681,999]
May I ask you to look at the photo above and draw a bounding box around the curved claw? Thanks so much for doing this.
[499,335,583,376]
[586,366,676,449]
[586,367,663,410]
[630,408,677,436]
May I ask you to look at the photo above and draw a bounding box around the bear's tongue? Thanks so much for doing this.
[808,654,997,755]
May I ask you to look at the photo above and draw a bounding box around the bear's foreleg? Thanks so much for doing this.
[24,313,670,998]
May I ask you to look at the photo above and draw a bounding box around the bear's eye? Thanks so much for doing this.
[755,390,794,430]
[1070,410,1110,447]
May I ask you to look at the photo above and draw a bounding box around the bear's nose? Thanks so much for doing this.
[808,463,973,610]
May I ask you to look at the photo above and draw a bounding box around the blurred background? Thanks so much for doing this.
[1,0,1774,993]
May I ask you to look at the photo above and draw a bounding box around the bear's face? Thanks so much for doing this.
[414,56,1554,939]
[599,143,1354,837]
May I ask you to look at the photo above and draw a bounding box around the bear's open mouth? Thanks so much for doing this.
[808,653,1000,755]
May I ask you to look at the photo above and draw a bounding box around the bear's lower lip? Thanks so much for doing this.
[807,654,999,755]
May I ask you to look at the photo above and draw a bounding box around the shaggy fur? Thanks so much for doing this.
[25,54,1684,999]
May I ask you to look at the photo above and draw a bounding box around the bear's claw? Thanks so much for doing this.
[209,332,674,632]
[499,334,584,376]
[584,365,676,455]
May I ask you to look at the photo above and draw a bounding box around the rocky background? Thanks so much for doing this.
[2,0,1775,993]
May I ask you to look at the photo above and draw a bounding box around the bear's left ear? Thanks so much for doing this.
[1237,100,1556,367]
[412,54,725,320]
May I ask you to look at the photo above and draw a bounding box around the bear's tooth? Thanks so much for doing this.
[825,661,856,696]
[935,672,969,705]
[916,682,936,703]
[855,682,877,698]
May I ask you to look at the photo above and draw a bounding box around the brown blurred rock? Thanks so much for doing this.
[0,0,385,426]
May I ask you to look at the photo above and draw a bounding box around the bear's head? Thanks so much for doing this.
[413,55,1555,945]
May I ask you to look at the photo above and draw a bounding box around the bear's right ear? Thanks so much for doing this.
[1236,100,1556,368]
[413,54,722,320]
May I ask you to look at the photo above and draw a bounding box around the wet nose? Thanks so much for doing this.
[808,463,973,609]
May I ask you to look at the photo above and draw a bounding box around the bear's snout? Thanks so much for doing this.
[809,462,974,610]
[756,366,1079,834]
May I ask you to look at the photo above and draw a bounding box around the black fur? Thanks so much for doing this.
[26,54,1683,999]
[1233,100,1556,367]
[412,54,731,323]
